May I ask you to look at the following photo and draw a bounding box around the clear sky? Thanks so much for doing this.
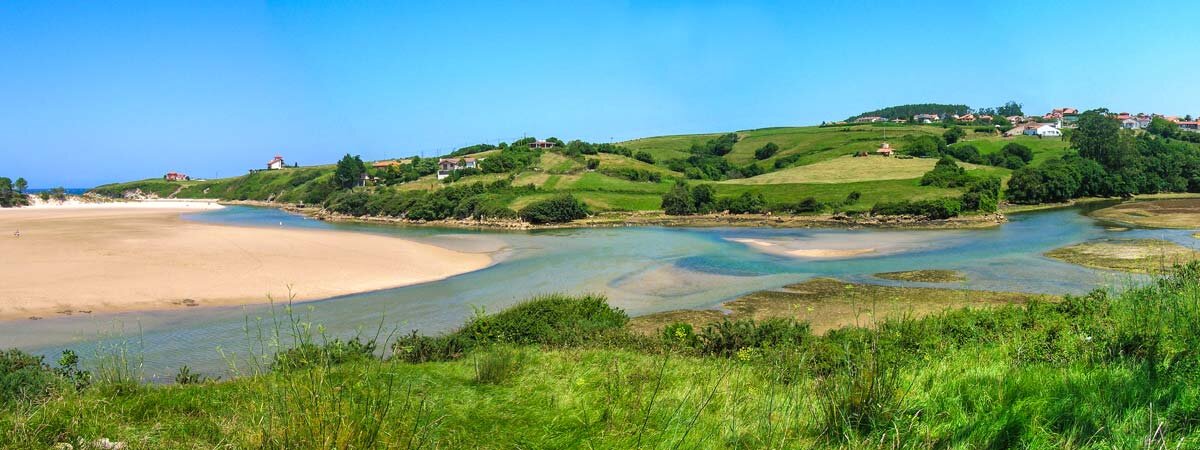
[2,1,1198,188]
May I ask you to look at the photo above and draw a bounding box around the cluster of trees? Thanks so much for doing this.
[518,194,589,224]
[324,179,528,221]
[665,134,765,180]
[481,145,540,174]
[946,142,1033,169]
[599,167,662,183]
[879,172,1000,219]
[0,177,30,207]
[976,101,1024,118]
[849,103,971,121]
[563,140,632,158]
[1005,110,1200,204]
[660,181,766,215]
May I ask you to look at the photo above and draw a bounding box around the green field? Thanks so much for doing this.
[951,135,1072,165]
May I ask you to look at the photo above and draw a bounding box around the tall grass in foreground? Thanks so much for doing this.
[3,268,1200,448]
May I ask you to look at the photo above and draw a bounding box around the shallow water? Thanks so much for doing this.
[5,204,1198,379]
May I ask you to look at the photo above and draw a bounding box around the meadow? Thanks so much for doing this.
[5,262,1200,449]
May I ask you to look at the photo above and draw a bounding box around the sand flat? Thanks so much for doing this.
[0,206,491,320]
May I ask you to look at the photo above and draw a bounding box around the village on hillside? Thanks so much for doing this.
[846,106,1199,138]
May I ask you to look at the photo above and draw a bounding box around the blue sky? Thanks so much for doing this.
[2,1,1198,188]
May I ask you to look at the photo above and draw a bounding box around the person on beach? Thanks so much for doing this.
[12,230,19,238]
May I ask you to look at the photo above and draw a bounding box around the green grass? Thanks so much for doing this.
[725,125,946,166]
[952,134,1072,165]
[709,178,962,210]
[7,264,1200,448]
[621,132,723,162]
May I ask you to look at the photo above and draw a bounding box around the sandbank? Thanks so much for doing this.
[0,205,491,321]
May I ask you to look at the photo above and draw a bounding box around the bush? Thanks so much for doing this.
[774,154,802,169]
[717,192,766,214]
[393,294,629,363]
[920,157,972,188]
[943,126,966,145]
[695,318,811,357]
[586,158,600,170]
[519,194,589,224]
[754,142,780,160]
[1,349,66,407]
[271,337,378,371]
[946,145,982,164]
[634,151,656,164]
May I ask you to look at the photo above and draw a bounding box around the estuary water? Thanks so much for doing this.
[5,204,1198,379]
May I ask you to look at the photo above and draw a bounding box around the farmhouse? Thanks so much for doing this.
[957,114,976,122]
[164,172,189,181]
[1121,118,1142,130]
[437,157,480,179]
[372,160,410,169]
[1029,124,1062,137]
[875,142,895,157]
[1180,121,1199,132]
[530,140,556,149]
[267,155,286,170]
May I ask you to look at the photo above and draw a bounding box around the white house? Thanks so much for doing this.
[1121,118,1141,130]
[267,155,286,170]
[437,157,481,180]
[1033,124,1062,137]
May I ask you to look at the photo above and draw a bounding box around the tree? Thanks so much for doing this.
[661,181,695,215]
[333,154,366,189]
[1147,117,1178,138]
[634,151,656,164]
[1071,110,1123,169]
[754,142,780,160]
[904,135,947,157]
[943,127,966,145]
[995,101,1024,117]
[999,143,1033,163]
[14,178,26,194]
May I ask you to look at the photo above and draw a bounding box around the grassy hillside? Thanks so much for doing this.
[5,264,1200,448]
[91,124,1065,221]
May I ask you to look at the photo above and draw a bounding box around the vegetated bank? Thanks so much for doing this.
[5,263,1200,448]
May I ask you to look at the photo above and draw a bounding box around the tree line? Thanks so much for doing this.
[1005,110,1200,204]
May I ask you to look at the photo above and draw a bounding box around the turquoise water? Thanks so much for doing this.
[6,204,1198,380]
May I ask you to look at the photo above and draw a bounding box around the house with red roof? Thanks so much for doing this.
[267,155,286,170]
[164,172,190,181]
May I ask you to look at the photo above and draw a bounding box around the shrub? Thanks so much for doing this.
[920,157,972,188]
[843,191,862,205]
[661,323,699,348]
[473,346,524,385]
[519,194,589,224]
[695,318,811,357]
[661,181,695,215]
[1,349,66,407]
[586,158,600,170]
[271,337,378,371]
[946,145,982,164]
[817,340,909,440]
[754,142,780,160]
[634,151,656,164]
[774,154,802,169]
[717,192,766,214]
[871,198,962,219]
[943,126,966,145]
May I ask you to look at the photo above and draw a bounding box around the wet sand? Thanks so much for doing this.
[0,204,491,321]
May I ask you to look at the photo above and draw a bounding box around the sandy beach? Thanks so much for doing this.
[0,203,492,321]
